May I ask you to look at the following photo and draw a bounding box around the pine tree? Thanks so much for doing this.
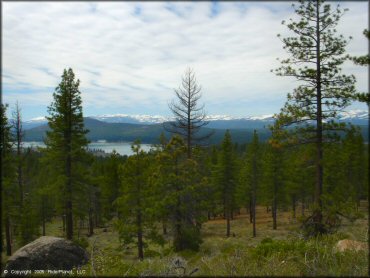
[11,102,35,245]
[265,126,285,230]
[241,130,261,237]
[342,127,366,208]
[45,68,89,240]
[11,101,24,207]
[101,150,123,221]
[250,130,260,237]
[205,145,220,220]
[273,0,356,235]
[349,29,369,139]
[165,68,212,158]
[1,104,16,255]
[156,135,203,251]
[115,141,161,260]
[216,130,237,237]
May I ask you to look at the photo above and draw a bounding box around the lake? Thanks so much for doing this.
[22,141,154,156]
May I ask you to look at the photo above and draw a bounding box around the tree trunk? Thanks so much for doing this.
[65,90,73,240]
[252,196,256,237]
[137,209,144,260]
[162,220,167,235]
[249,199,253,223]
[226,208,230,237]
[314,0,323,228]
[272,198,277,230]
[89,207,94,236]
[5,216,11,256]
[273,176,278,229]
[174,197,183,251]
[42,218,46,236]
[94,197,99,228]
[95,211,99,228]
[66,200,73,240]
[62,214,66,234]
[15,103,24,208]
[42,201,46,236]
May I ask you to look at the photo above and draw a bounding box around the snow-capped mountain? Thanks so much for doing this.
[23,116,48,130]
[337,109,368,120]
[90,114,277,124]
[89,114,170,124]
[22,110,368,130]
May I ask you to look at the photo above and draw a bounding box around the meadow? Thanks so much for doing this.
[18,203,366,277]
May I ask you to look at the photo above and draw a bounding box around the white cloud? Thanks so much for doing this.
[2,1,368,119]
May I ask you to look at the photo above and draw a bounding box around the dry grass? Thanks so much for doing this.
[2,202,368,276]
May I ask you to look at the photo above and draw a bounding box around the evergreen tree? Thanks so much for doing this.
[11,102,24,208]
[273,0,356,235]
[216,130,237,237]
[350,29,370,67]
[101,150,124,221]
[241,130,261,237]
[342,127,366,208]
[206,145,220,220]
[264,127,285,230]
[45,68,89,240]
[115,141,161,260]
[10,102,38,245]
[165,68,212,158]
[156,135,203,251]
[1,104,15,255]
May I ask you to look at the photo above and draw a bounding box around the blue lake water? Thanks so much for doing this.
[22,141,153,156]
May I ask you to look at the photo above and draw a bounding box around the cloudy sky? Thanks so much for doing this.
[2,1,369,120]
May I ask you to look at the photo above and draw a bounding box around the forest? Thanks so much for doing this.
[1,0,369,276]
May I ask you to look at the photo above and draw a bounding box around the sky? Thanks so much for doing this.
[2,1,369,120]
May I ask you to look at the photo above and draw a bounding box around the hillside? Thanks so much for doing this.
[23,118,272,144]
[23,117,368,144]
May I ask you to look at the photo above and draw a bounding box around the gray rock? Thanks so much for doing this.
[4,236,88,272]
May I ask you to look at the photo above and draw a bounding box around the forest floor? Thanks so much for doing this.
[2,202,368,276]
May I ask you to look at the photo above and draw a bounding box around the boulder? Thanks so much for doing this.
[334,239,368,252]
[5,236,88,272]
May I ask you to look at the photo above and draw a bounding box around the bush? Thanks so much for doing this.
[73,237,89,249]
[252,238,307,258]
[145,249,161,258]
[174,226,203,252]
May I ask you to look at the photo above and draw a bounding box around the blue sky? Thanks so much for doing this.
[2,1,369,120]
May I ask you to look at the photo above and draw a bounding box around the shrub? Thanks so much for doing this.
[73,237,89,249]
[252,238,307,258]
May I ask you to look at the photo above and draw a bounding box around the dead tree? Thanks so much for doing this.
[165,68,213,158]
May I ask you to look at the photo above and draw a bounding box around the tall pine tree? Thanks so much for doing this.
[45,68,89,240]
[273,0,356,235]
[216,130,237,237]
[1,104,16,255]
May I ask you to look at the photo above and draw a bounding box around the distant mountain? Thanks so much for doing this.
[23,109,368,130]
[22,110,368,144]
[23,116,368,144]
[23,118,274,144]
[89,114,169,124]
[23,116,48,130]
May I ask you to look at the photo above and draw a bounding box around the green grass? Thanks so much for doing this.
[78,204,368,276]
[2,203,368,276]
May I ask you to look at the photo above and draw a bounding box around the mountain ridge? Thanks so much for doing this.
[24,109,368,129]
[22,115,368,144]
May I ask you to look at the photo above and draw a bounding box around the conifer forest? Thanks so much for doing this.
[1,0,369,276]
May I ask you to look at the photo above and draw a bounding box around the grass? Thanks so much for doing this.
[79,203,368,276]
[2,202,368,276]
